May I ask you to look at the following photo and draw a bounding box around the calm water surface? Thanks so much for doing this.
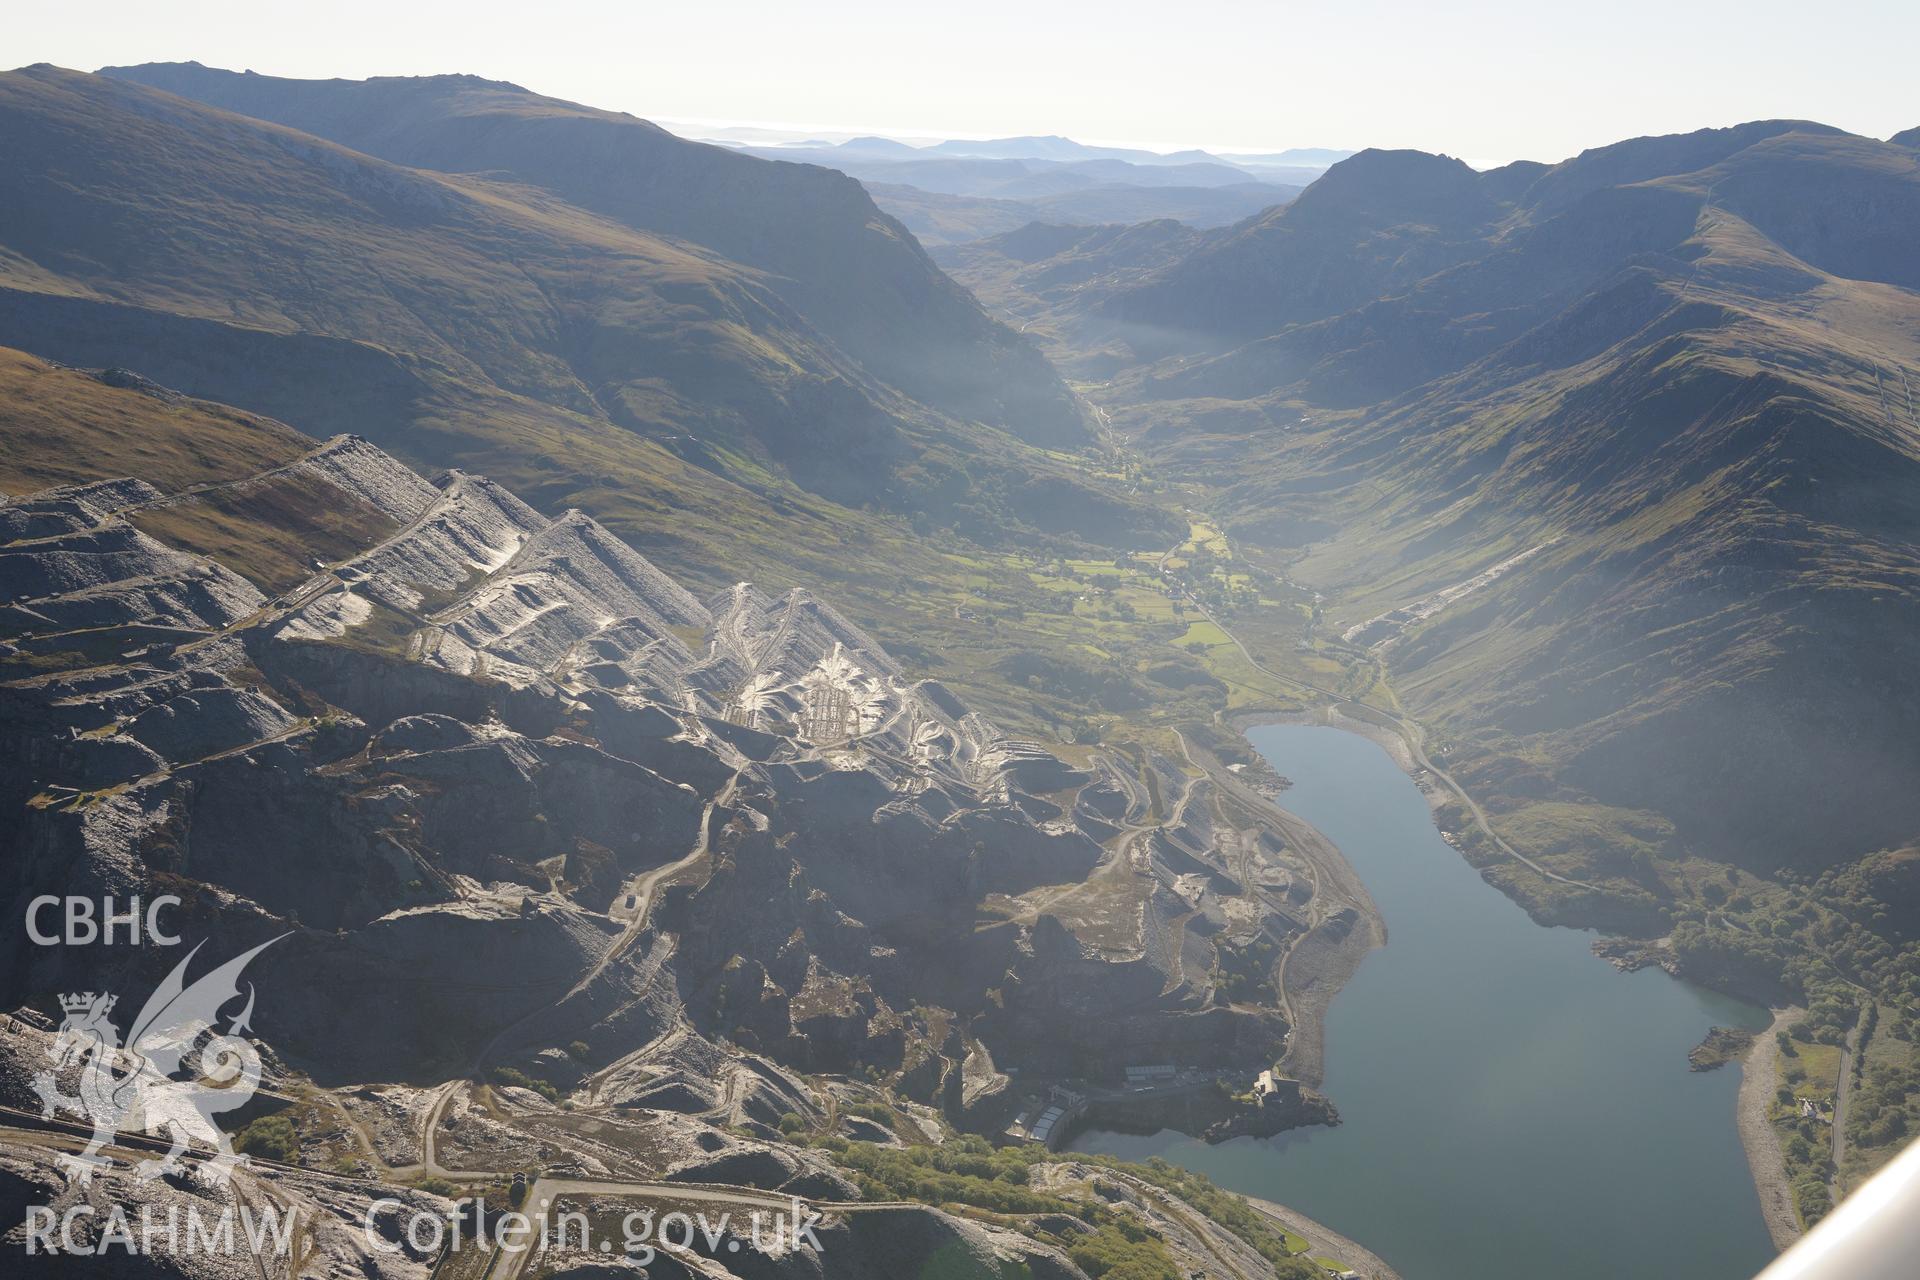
[1070,723,1774,1280]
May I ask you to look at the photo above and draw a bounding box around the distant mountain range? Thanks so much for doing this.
[690,130,1345,247]
[864,179,1305,246]
[690,125,1353,174]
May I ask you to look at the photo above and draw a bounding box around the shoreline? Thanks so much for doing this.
[1220,705,1439,1088]
[1237,705,1802,1259]
[1739,1006,1805,1252]
[1240,1191,1405,1280]
[1191,712,1387,1088]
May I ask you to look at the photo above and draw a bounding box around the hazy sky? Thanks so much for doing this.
[15,0,1920,163]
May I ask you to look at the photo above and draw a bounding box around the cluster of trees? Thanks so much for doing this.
[1844,1038,1919,1158]
[1676,847,1920,1215]
[1168,547,1262,617]
[1670,859,1920,1015]
[827,1136,1074,1215]
[491,1066,560,1103]
[234,1113,299,1163]
[1853,1004,1878,1087]
[1791,999,1860,1047]
[838,1099,900,1128]
[1793,1171,1834,1226]
[1213,935,1280,1004]
[1000,650,1151,714]
[1061,1218,1182,1280]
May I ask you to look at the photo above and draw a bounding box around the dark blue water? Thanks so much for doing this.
[1071,723,1774,1280]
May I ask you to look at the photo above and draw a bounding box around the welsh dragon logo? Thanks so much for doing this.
[32,936,284,1186]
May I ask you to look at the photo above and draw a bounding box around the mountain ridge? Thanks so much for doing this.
[100,60,1093,449]
[0,65,1179,594]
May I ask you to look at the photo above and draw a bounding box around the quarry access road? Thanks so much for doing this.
[0,1111,907,1280]
[429,770,743,1174]
[488,1177,919,1280]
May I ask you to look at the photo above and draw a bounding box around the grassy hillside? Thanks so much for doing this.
[0,67,1197,734]
[969,126,1920,889]
[100,61,1091,450]
[1209,146,1920,882]
[0,349,402,590]
[0,347,310,494]
[0,65,911,489]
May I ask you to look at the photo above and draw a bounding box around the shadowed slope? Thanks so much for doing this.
[101,61,1091,449]
[0,66,1176,616]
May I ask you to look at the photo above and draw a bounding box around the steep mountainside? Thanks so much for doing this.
[0,65,1179,740]
[1102,149,1508,342]
[1278,226,1920,867]
[100,61,1089,448]
[1,66,900,473]
[960,125,1920,896]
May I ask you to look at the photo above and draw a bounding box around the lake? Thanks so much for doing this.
[1070,723,1775,1280]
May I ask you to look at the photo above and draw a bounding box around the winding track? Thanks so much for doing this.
[1832,1012,1865,1183]
[0,1112,910,1280]
[1181,567,1594,890]
[420,768,744,1180]
[488,1178,919,1280]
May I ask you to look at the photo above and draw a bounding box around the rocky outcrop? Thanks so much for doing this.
[0,487,264,640]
